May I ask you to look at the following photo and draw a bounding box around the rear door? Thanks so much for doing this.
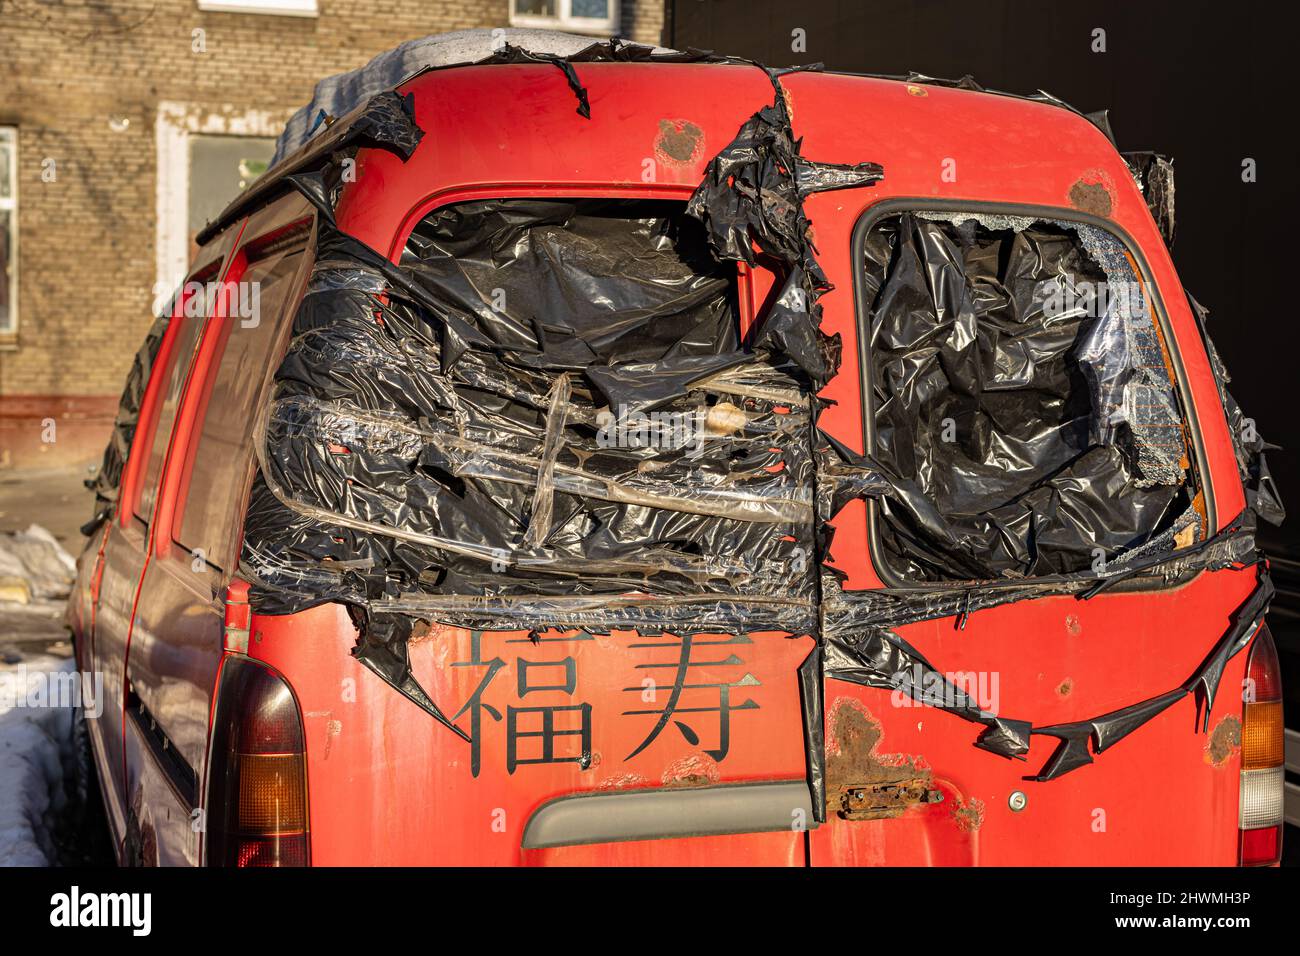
[251,189,819,866]
[810,203,1255,866]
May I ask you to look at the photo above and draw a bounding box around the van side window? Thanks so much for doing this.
[133,315,207,529]
[126,245,233,534]
[859,211,1201,583]
[174,245,306,573]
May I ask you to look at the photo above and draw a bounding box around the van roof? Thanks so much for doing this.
[197,60,1130,248]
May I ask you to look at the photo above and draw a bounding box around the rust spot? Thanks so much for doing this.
[409,620,458,646]
[950,793,985,832]
[826,698,937,820]
[323,718,342,760]
[305,711,342,760]
[655,119,705,166]
[1068,170,1115,217]
[661,753,721,788]
[906,85,928,97]
[1205,715,1242,767]
[1056,678,1074,698]
[597,772,647,791]
[1065,614,1082,636]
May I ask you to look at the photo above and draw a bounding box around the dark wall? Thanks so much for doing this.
[670,0,1297,554]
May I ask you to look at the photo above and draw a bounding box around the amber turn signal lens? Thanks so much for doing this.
[1241,700,1283,770]
[237,753,308,832]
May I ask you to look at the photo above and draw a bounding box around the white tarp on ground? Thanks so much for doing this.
[0,523,76,603]
[271,28,668,166]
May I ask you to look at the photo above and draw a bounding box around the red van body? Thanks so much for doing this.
[67,61,1280,866]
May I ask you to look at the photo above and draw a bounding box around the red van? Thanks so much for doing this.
[67,43,1285,866]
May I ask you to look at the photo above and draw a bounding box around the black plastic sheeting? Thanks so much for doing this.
[856,212,1197,582]
[246,197,821,619]
[1190,292,1286,528]
[400,199,740,397]
[85,40,1281,819]
[684,76,884,392]
[1123,150,1177,248]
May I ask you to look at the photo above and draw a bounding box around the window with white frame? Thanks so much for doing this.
[155,102,290,295]
[0,127,16,337]
[510,0,620,35]
[196,0,318,17]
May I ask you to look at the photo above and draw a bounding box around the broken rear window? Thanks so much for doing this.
[859,210,1200,583]
[246,198,817,630]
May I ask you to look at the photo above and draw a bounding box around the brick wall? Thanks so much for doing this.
[0,0,665,466]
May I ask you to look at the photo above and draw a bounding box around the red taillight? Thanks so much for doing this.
[235,834,309,868]
[205,655,310,867]
[1239,622,1283,866]
[1239,824,1281,866]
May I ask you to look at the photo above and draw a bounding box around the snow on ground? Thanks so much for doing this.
[0,654,75,865]
[0,524,79,866]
